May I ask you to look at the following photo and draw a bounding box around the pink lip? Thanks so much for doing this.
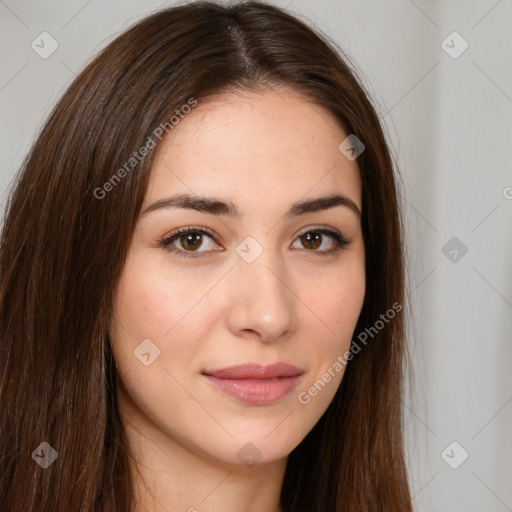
[202,363,304,405]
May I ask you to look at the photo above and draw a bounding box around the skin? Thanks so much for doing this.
[110,87,366,512]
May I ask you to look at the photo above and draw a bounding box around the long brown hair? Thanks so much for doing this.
[0,1,413,510]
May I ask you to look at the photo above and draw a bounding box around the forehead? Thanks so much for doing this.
[146,88,362,214]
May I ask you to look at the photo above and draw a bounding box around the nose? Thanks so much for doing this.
[224,245,297,342]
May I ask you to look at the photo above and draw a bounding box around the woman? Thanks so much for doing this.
[0,1,413,510]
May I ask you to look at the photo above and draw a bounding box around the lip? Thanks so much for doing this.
[202,363,304,405]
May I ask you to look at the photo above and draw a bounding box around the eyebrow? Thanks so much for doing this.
[141,192,361,219]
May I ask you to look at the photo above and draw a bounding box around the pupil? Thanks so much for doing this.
[303,232,321,249]
[183,233,201,250]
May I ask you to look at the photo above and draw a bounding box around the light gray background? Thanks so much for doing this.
[1,1,511,511]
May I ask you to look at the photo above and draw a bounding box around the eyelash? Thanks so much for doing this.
[158,225,350,259]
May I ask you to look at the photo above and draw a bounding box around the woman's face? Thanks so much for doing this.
[110,88,365,468]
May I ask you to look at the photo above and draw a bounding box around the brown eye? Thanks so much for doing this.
[300,232,322,250]
[160,227,218,258]
[179,232,203,251]
[291,228,350,256]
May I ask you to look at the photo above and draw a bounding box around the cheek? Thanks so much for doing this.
[301,258,366,344]
[113,256,217,341]
[114,270,177,339]
[110,256,222,384]
[109,266,214,433]
[294,257,365,399]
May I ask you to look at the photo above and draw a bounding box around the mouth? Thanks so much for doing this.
[202,363,304,405]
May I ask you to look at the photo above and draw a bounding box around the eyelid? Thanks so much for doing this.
[295,225,345,239]
[160,225,218,242]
